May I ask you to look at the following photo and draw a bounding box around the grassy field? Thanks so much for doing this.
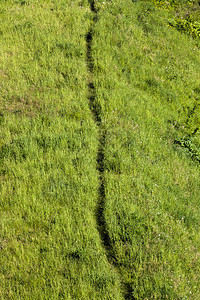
[92,0,200,298]
[0,0,200,299]
[0,1,122,299]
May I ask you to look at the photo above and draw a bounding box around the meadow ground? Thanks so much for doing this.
[0,0,200,299]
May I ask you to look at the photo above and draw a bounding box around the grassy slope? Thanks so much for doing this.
[93,0,200,298]
[0,0,200,299]
[0,1,122,299]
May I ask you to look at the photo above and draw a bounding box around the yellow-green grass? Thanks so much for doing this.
[0,1,122,299]
[150,0,200,40]
[1,0,200,298]
[92,0,200,298]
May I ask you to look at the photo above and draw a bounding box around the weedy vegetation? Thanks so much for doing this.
[0,0,199,299]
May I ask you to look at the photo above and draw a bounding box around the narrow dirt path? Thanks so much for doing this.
[86,1,135,299]
[86,1,114,262]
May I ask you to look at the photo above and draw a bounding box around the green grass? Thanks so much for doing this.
[0,0,200,299]
[92,0,200,298]
[150,0,200,38]
[0,1,122,299]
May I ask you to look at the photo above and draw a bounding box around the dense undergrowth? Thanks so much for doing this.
[0,0,199,299]
[151,0,200,38]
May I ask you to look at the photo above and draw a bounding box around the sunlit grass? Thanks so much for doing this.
[92,0,200,298]
[0,0,200,299]
[0,1,122,299]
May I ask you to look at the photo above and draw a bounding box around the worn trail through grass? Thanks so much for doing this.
[86,1,134,299]
[87,0,111,259]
